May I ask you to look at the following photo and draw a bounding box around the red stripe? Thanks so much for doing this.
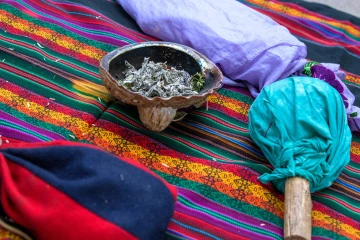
[4,131,358,230]
[91,118,268,181]
[0,23,99,66]
[312,201,360,229]
[0,35,99,78]
[313,192,360,213]
[195,112,248,132]
[0,155,136,240]
[94,118,237,165]
[350,153,360,164]
[0,63,105,110]
[170,122,260,162]
[1,46,102,96]
[270,0,360,32]
[1,80,96,123]
[104,110,232,161]
[75,118,360,229]
[162,134,229,161]
[254,8,360,55]
[346,165,360,173]
[106,109,147,129]
[0,137,25,145]
[173,211,249,240]
[167,216,215,240]
[28,0,156,42]
[208,102,249,123]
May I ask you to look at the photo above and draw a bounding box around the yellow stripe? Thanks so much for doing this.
[0,10,106,60]
[0,231,24,240]
[208,93,250,116]
[312,210,359,236]
[351,142,360,156]
[1,87,358,237]
[246,0,360,38]
[71,79,114,102]
[1,88,275,205]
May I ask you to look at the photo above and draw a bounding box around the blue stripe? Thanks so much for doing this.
[302,19,359,45]
[335,179,360,192]
[171,219,222,240]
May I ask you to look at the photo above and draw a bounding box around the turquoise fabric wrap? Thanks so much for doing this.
[249,77,352,193]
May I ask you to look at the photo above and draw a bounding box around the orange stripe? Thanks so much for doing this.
[1,88,358,238]
[245,0,360,38]
[0,10,106,60]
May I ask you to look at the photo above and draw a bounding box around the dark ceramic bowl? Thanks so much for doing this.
[99,42,223,132]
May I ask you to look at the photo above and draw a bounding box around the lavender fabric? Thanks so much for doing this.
[118,0,307,97]
[117,0,360,131]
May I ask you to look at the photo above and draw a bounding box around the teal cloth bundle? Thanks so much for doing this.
[249,77,352,193]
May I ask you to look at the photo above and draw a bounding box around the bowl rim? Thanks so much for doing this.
[99,41,223,102]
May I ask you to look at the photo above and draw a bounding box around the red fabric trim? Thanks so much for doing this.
[0,155,137,240]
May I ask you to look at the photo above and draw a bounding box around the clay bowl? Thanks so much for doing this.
[99,42,223,132]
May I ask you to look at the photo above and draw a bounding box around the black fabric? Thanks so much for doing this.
[0,205,32,239]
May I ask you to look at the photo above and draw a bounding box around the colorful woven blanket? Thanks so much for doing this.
[0,0,359,239]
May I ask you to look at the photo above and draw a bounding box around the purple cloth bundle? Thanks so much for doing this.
[118,0,360,131]
[118,0,307,96]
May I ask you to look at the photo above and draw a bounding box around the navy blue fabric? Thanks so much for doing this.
[1,145,175,240]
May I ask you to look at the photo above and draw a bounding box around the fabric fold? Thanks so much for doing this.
[117,0,360,131]
[0,141,177,240]
[249,77,352,192]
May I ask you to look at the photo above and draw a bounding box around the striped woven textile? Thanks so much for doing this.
[0,0,359,239]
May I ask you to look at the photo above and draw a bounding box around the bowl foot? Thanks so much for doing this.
[137,105,177,132]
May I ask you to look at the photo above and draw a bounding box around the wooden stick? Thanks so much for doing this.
[284,177,312,240]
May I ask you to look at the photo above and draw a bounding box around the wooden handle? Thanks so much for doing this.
[284,177,312,240]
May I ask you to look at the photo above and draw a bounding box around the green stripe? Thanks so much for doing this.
[0,31,101,83]
[312,193,359,220]
[178,195,281,239]
[102,106,261,161]
[0,102,91,143]
[0,29,100,73]
[188,112,249,135]
[2,3,115,52]
[0,119,50,141]
[218,88,254,105]
[312,227,351,240]
[164,232,187,240]
[156,171,283,226]
[101,108,227,160]
[348,160,360,170]
[15,1,138,44]
[0,51,105,114]
[341,167,360,179]
[320,186,360,207]
[201,107,249,123]
[324,24,360,43]
[160,172,351,240]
